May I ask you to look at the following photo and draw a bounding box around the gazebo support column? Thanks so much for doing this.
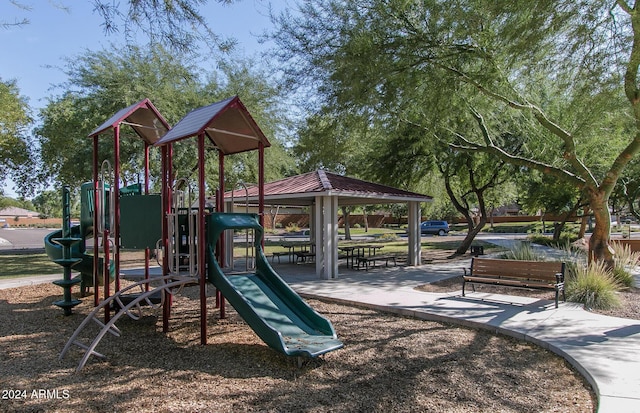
[408,201,422,266]
[315,196,338,280]
[314,199,323,278]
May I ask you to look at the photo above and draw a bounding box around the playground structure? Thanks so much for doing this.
[53,96,343,370]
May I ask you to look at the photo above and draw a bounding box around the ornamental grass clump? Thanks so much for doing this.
[378,232,398,242]
[501,241,546,261]
[610,243,639,289]
[566,260,621,311]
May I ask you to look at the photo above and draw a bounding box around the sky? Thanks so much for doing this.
[0,0,278,197]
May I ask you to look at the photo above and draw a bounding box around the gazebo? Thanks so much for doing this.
[224,170,432,279]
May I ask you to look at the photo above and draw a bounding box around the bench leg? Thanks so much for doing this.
[462,280,466,297]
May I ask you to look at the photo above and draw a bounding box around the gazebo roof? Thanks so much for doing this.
[225,170,432,206]
[154,96,270,155]
[88,98,171,144]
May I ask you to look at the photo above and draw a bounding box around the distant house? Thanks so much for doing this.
[0,207,41,220]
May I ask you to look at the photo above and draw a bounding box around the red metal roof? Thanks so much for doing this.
[226,170,432,206]
[88,99,171,144]
[153,96,270,154]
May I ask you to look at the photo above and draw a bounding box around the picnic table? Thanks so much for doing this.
[272,242,314,263]
[338,244,385,269]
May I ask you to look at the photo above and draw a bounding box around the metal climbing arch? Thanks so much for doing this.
[59,275,195,372]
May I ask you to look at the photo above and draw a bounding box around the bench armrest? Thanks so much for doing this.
[555,272,564,283]
[463,267,471,276]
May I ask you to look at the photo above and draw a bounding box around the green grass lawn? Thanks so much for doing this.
[0,235,500,280]
[0,252,61,278]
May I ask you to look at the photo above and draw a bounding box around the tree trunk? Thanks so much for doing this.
[453,214,487,257]
[269,205,280,230]
[588,191,614,267]
[553,201,584,243]
[578,207,589,239]
[341,206,351,240]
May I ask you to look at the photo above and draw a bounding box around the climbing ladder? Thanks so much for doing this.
[60,275,195,372]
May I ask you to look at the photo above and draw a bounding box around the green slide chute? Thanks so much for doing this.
[206,213,343,358]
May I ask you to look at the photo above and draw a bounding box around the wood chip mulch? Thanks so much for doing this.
[0,279,595,413]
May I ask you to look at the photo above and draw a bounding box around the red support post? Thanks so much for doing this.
[218,150,225,266]
[198,133,207,345]
[161,145,171,333]
[259,141,265,231]
[113,126,121,293]
[144,247,150,293]
[144,141,150,195]
[92,135,99,307]
[217,150,226,319]
[103,229,110,324]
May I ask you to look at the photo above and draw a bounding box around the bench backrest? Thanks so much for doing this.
[611,238,640,253]
[471,258,564,282]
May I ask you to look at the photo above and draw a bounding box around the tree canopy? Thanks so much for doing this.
[0,78,35,196]
[35,45,294,193]
[3,1,237,53]
[271,0,640,264]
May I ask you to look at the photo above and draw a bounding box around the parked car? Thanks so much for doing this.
[420,220,449,236]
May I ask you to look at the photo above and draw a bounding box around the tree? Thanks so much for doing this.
[293,108,380,239]
[0,78,35,196]
[35,45,294,193]
[272,0,638,267]
[519,171,588,242]
[439,151,515,256]
[32,190,63,219]
[36,45,204,190]
[2,1,236,53]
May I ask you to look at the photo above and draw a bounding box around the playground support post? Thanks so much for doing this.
[198,133,207,345]
[113,125,121,293]
[259,141,265,229]
[161,144,172,334]
[144,141,150,195]
[93,135,99,307]
[217,148,226,320]
[103,229,110,324]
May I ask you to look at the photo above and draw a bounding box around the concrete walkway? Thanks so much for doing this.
[274,238,640,413]
[2,238,639,412]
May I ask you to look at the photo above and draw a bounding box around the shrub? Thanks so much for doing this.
[500,241,546,261]
[566,260,621,310]
[378,233,398,242]
[285,223,300,233]
[528,233,579,249]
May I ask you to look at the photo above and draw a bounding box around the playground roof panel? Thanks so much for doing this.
[153,96,271,154]
[88,99,171,144]
[225,170,433,206]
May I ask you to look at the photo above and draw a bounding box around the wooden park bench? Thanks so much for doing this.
[462,258,566,308]
[611,238,640,253]
[357,254,397,271]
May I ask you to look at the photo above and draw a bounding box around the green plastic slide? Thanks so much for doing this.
[206,213,343,358]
